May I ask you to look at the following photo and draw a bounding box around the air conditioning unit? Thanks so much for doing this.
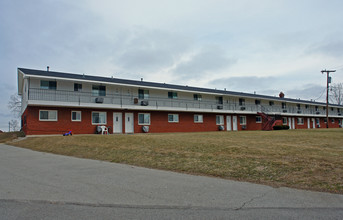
[297,110,302,113]
[338,113,341,116]
[95,97,103,103]
[217,105,223,110]
[282,109,287,113]
[218,125,224,131]
[240,107,246,110]
[316,111,320,114]
[142,126,149,133]
[134,98,139,104]
[141,100,149,106]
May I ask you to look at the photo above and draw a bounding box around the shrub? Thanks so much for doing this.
[273,125,290,130]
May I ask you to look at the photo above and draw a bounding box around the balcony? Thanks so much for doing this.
[27,88,338,116]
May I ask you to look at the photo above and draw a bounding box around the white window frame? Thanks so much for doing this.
[282,117,287,125]
[194,114,203,123]
[331,118,335,124]
[138,113,150,125]
[240,116,247,125]
[39,110,58,121]
[92,111,107,125]
[297,117,304,125]
[256,116,262,123]
[168,114,179,123]
[71,111,81,122]
[216,115,224,125]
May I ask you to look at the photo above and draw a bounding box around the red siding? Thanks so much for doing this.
[21,106,342,135]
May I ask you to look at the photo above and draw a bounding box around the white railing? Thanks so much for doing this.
[28,88,341,116]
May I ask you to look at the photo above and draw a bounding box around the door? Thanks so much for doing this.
[113,112,122,133]
[288,117,292,129]
[232,116,238,131]
[125,113,134,133]
[307,118,310,129]
[292,118,295,129]
[226,116,232,131]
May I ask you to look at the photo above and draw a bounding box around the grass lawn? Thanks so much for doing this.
[0,131,25,143]
[8,129,343,194]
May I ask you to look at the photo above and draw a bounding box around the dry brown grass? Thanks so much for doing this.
[0,131,25,143]
[10,129,343,194]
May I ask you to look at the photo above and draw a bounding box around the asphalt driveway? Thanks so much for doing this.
[1,144,342,219]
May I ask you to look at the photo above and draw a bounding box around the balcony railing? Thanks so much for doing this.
[27,88,341,116]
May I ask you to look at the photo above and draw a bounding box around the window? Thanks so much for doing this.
[315,106,319,111]
[193,94,202,101]
[331,118,335,124]
[138,89,149,99]
[92,112,106,124]
[216,96,223,104]
[216,115,224,125]
[338,109,341,113]
[256,116,262,123]
[255,100,261,105]
[297,117,304,125]
[71,111,81,121]
[168,114,179,122]
[323,106,326,110]
[305,105,309,109]
[316,118,320,125]
[282,102,286,109]
[282,117,287,125]
[239,98,245,106]
[297,104,301,110]
[40,80,56,90]
[240,116,246,125]
[92,85,106,96]
[138,113,150,125]
[39,110,57,121]
[168,92,178,99]
[74,83,82,92]
[269,101,274,106]
[194,114,203,123]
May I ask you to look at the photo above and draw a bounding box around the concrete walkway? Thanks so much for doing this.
[1,144,342,219]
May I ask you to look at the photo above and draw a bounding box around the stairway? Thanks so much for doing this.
[257,112,282,131]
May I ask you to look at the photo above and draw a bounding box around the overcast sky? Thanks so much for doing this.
[1,0,343,131]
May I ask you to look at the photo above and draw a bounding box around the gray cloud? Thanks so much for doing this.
[173,46,236,79]
[307,41,343,58]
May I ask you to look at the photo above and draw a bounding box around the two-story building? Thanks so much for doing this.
[17,68,343,135]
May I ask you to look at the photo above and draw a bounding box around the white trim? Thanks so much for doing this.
[297,117,304,125]
[71,111,82,122]
[39,110,58,121]
[256,116,262,124]
[194,114,203,123]
[216,115,224,125]
[138,113,151,125]
[168,114,179,123]
[239,116,247,125]
[91,111,107,125]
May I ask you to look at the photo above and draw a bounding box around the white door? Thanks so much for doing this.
[292,118,295,129]
[288,117,292,129]
[312,118,315,129]
[113,112,122,133]
[125,113,134,133]
[307,118,310,129]
[232,116,238,131]
[226,116,232,131]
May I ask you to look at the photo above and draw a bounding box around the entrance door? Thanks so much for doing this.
[307,118,310,129]
[292,118,295,129]
[312,118,315,129]
[113,112,122,133]
[232,116,238,131]
[125,113,134,133]
[226,116,232,131]
[288,117,292,129]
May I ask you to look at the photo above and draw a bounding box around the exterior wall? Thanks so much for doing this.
[22,106,342,135]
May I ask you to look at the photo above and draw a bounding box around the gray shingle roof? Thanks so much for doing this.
[18,67,341,107]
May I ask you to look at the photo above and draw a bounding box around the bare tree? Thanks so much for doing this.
[9,119,19,131]
[8,93,22,118]
[330,83,343,105]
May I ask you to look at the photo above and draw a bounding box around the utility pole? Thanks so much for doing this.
[321,69,336,128]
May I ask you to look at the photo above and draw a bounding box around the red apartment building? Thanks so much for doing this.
[17,68,343,135]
